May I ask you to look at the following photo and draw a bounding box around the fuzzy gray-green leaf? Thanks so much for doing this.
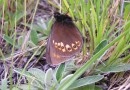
[56,63,65,81]
[68,75,104,89]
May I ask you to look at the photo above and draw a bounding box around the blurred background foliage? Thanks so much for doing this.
[0,0,130,90]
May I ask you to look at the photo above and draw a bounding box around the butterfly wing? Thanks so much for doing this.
[46,22,83,65]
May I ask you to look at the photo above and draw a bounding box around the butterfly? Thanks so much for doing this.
[46,12,83,65]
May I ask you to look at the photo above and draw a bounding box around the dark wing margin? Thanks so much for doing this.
[46,36,52,64]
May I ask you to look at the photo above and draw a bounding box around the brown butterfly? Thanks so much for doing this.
[46,12,83,65]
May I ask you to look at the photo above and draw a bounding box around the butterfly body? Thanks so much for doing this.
[46,12,83,65]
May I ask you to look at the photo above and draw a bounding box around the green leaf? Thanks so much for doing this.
[30,30,39,45]
[124,4,130,30]
[14,11,27,24]
[12,87,20,90]
[37,18,47,30]
[56,63,65,81]
[28,68,45,84]
[18,84,38,90]
[18,36,23,46]
[1,79,7,90]
[28,41,36,47]
[71,84,102,90]
[124,4,130,20]
[14,68,44,89]
[93,40,107,55]
[46,18,53,36]
[3,34,19,48]
[101,63,130,73]
[14,68,32,78]
[60,74,74,84]
[68,75,104,89]
[63,61,77,76]
[45,68,56,89]
[3,35,13,45]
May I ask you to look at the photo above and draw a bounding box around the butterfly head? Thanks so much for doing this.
[54,12,72,23]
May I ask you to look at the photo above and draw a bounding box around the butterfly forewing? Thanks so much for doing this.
[46,12,83,65]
